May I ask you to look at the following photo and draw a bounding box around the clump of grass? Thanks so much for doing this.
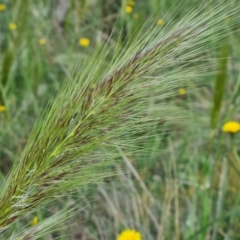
[0,3,238,236]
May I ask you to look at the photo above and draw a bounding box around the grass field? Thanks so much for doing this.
[0,0,240,239]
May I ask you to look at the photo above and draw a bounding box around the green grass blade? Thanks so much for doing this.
[210,36,229,132]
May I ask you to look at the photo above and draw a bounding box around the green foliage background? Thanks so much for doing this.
[0,0,240,239]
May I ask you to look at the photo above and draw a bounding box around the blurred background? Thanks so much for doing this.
[0,0,240,239]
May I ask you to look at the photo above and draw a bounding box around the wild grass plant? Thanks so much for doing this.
[0,1,240,239]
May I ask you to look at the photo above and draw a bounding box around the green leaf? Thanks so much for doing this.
[210,36,229,131]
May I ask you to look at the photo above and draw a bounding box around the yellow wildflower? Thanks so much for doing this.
[125,5,133,14]
[222,121,240,133]
[79,38,90,47]
[117,229,142,240]
[9,23,17,30]
[157,19,164,25]
[0,4,6,11]
[0,105,6,112]
[179,88,186,95]
[39,38,46,45]
[31,216,38,226]
[133,13,139,19]
[128,0,135,6]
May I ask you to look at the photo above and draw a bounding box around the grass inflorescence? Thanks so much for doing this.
[0,1,240,239]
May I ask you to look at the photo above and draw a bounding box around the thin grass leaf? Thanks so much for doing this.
[0,50,14,105]
[210,35,230,132]
[223,66,240,121]
[231,65,240,105]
